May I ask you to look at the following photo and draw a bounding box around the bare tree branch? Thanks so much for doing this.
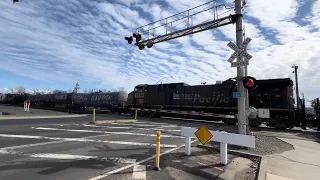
[15,86,26,94]
[73,82,80,93]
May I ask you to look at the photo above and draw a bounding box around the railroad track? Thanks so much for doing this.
[1,104,319,135]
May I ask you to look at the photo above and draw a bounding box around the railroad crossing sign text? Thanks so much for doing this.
[227,37,252,67]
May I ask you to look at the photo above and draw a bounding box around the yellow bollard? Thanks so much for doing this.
[153,131,161,171]
[134,109,137,120]
[93,108,96,122]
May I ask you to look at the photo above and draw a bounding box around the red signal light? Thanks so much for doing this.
[242,76,257,90]
[133,33,142,42]
[245,78,254,87]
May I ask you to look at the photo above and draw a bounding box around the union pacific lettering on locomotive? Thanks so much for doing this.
[0,78,312,129]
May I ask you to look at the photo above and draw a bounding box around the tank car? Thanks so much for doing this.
[28,94,43,105]
[0,93,19,104]
[88,91,128,113]
[69,93,90,110]
[53,93,71,108]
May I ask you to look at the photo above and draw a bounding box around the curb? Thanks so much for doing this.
[0,114,89,120]
[88,119,137,124]
[196,144,266,180]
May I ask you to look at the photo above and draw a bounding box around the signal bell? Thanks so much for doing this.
[242,76,257,90]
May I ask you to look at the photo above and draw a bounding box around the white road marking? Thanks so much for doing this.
[0,114,89,120]
[134,122,168,125]
[83,124,181,132]
[161,116,224,124]
[88,139,198,180]
[0,149,136,163]
[0,134,178,148]
[84,124,144,130]
[0,141,64,150]
[111,123,177,127]
[36,127,102,133]
[35,127,183,138]
[132,165,146,180]
[0,128,149,151]
[153,129,181,132]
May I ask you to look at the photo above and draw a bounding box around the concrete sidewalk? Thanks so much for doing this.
[265,138,320,180]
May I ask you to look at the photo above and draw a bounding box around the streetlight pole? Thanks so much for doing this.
[292,65,300,109]
[235,0,247,135]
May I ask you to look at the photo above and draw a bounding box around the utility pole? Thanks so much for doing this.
[235,0,247,135]
[292,65,300,109]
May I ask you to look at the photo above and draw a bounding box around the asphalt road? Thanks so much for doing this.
[0,114,208,180]
[0,113,318,180]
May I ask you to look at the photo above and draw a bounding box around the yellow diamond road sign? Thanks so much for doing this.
[194,125,213,145]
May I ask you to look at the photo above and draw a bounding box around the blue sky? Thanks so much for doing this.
[0,0,320,104]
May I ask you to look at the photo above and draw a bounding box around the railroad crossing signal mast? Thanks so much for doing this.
[125,0,252,135]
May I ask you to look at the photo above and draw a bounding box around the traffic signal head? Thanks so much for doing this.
[146,41,153,48]
[242,76,257,90]
[125,36,133,44]
[139,45,145,50]
[133,33,141,42]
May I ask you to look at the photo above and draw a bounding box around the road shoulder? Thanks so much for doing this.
[265,138,320,180]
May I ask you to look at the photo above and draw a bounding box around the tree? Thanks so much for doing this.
[52,89,66,94]
[16,86,26,94]
[33,88,39,95]
[73,82,80,93]
[82,88,89,93]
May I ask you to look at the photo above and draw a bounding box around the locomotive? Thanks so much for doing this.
[126,78,300,129]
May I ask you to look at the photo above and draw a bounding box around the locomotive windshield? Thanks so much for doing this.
[134,84,147,92]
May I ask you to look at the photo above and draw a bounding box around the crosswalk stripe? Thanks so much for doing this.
[0,149,136,163]
[0,134,178,148]
[35,127,183,138]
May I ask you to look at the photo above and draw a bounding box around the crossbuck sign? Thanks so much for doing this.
[227,37,252,67]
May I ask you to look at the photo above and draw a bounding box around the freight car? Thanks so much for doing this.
[2,91,128,113]
[127,78,298,129]
[0,93,18,104]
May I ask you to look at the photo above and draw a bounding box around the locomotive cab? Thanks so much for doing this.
[133,84,147,106]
